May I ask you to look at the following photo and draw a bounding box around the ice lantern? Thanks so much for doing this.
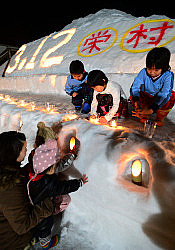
[131,159,142,186]
[119,157,151,190]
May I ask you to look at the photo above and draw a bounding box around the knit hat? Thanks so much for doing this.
[37,122,57,142]
[27,139,60,205]
[33,139,60,174]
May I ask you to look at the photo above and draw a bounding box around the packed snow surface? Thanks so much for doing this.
[0,8,175,250]
[0,91,175,250]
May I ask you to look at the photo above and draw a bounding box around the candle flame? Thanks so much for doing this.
[131,160,142,177]
[20,100,25,106]
[89,116,99,125]
[110,120,117,127]
[31,104,35,111]
[46,106,51,112]
[70,137,75,151]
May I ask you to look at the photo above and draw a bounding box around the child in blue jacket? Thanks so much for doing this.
[65,60,93,113]
[130,47,175,126]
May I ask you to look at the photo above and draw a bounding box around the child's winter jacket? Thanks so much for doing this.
[28,152,82,205]
[65,72,88,95]
[130,68,174,112]
[29,173,82,205]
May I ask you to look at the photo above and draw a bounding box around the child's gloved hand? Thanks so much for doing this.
[81,174,88,184]
[98,116,107,125]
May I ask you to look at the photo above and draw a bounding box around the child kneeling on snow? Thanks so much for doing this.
[27,139,88,249]
[65,60,94,113]
[130,47,175,126]
[26,122,87,249]
[87,70,128,124]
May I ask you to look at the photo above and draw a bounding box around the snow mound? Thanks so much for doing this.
[2,9,175,78]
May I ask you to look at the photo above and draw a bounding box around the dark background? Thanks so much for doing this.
[1,1,175,47]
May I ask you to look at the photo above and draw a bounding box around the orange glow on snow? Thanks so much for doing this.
[89,116,99,125]
[110,120,117,127]
[0,94,59,114]
[62,114,78,121]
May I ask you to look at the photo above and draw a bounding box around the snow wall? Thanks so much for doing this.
[1,9,175,95]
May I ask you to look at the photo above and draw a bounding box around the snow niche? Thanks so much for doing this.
[55,120,80,156]
[118,156,151,190]
[107,128,154,195]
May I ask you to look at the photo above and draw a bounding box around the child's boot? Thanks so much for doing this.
[155,109,171,127]
[40,235,59,249]
[81,102,91,114]
[75,106,82,111]
[72,99,82,112]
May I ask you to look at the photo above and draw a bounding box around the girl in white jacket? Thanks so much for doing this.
[87,70,128,124]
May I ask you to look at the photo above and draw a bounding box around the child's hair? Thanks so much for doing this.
[34,122,58,148]
[69,60,85,74]
[146,47,171,72]
[0,131,26,166]
[87,70,108,87]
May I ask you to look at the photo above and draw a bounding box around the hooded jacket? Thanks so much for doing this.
[27,152,82,205]
[0,164,53,250]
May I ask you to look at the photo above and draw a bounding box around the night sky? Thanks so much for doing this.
[1,1,175,47]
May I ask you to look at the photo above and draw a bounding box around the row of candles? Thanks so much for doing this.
[0,93,144,186]
[0,93,119,128]
[0,93,156,139]
[0,94,59,114]
[89,116,117,127]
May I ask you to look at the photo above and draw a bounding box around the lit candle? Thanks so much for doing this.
[4,95,11,102]
[20,100,25,107]
[70,137,75,151]
[31,102,36,111]
[131,159,142,186]
[110,120,117,128]
[19,119,23,131]
[46,102,50,112]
